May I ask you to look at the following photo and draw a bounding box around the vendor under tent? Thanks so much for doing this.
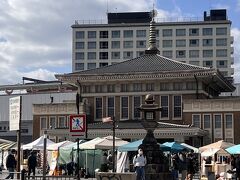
[22,135,55,150]
[226,144,240,154]
[199,140,234,152]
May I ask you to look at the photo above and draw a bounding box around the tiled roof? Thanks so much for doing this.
[70,54,209,75]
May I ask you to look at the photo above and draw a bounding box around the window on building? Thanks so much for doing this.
[111,52,120,59]
[136,51,145,57]
[146,83,154,91]
[156,29,159,37]
[123,41,133,48]
[88,31,96,38]
[99,52,108,59]
[121,96,129,119]
[216,49,227,57]
[160,96,169,119]
[40,117,47,129]
[136,40,146,48]
[192,114,201,128]
[100,41,108,49]
[203,114,211,129]
[189,61,199,66]
[217,60,227,68]
[75,52,84,60]
[96,97,103,119]
[100,63,108,67]
[220,71,228,76]
[100,31,108,38]
[76,31,84,39]
[176,50,186,58]
[216,38,227,46]
[225,114,233,129]
[95,85,103,93]
[189,28,199,36]
[123,51,133,59]
[75,42,84,49]
[124,30,133,38]
[173,95,182,118]
[156,40,160,47]
[87,63,96,69]
[203,50,213,57]
[112,30,120,38]
[162,29,172,37]
[173,82,183,90]
[121,84,129,92]
[189,50,199,58]
[214,114,222,128]
[186,82,196,90]
[58,116,66,128]
[202,28,213,36]
[133,83,142,91]
[111,41,120,49]
[216,27,227,35]
[162,51,173,58]
[75,63,84,71]
[203,61,213,67]
[88,42,96,49]
[49,116,56,129]
[176,29,186,36]
[162,40,172,48]
[107,85,115,93]
[136,30,146,37]
[176,40,186,47]
[160,82,171,91]
[83,85,91,93]
[203,39,213,46]
[189,39,199,47]
[87,52,96,60]
[107,97,115,117]
[133,96,141,119]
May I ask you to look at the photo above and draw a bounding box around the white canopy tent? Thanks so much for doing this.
[95,136,128,150]
[181,143,199,153]
[22,136,55,150]
[47,141,73,151]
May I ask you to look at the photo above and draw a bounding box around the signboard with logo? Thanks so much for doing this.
[9,96,21,131]
[69,114,86,138]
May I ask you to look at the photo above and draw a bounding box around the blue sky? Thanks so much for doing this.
[0,0,239,84]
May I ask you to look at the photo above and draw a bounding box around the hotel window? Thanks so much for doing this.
[75,63,84,71]
[136,30,146,37]
[189,61,199,66]
[100,31,108,38]
[111,41,120,49]
[160,96,169,119]
[162,29,172,37]
[100,63,108,67]
[162,51,172,58]
[88,31,96,38]
[99,52,108,59]
[146,83,154,91]
[192,114,201,128]
[203,50,213,57]
[162,40,172,48]
[186,82,196,90]
[176,50,186,58]
[173,95,182,118]
[189,28,199,36]
[75,42,84,49]
[95,97,103,119]
[173,82,183,90]
[107,97,115,118]
[216,49,227,57]
[83,85,91,93]
[176,29,186,36]
[203,114,211,129]
[202,28,213,36]
[123,41,133,48]
[111,52,120,59]
[203,39,213,46]
[95,85,103,93]
[203,61,213,67]
[120,84,129,92]
[87,63,96,69]
[75,52,84,60]
[49,116,56,129]
[124,30,133,38]
[40,117,47,130]
[87,52,96,60]
[100,41,108,49]
[176,40,186,47]
[217,60,227,68]
[216,27,227,35]
[88,42,96,49]
[121,96,129,119]
[76,31,84,39]
[214,114,222,129]
[189,50,199,58]
[216,38,227,46]
[156,30,159,37]
[160,82,171,91]
[137,51,145,57]
[123,51,133,59]
[189,39,199,47]
[136,40,146,48]
[107,84,115,93]
[112,30,120,38]
[133,83,142,92]
[58,116,66,128]
[225,114,233,129]
[133,96,141,119]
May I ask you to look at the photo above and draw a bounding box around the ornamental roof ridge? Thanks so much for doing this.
[157,121,191,128]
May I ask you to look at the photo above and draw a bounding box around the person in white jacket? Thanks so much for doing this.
[133,148,147,180]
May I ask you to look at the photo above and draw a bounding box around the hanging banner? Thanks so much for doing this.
[9,96,21,131]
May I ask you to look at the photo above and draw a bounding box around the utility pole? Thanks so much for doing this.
[112,116,116,172]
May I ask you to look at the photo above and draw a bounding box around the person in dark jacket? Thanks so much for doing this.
[236,154,240,180]
[27,151,37,178]
[5,149,16,179]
